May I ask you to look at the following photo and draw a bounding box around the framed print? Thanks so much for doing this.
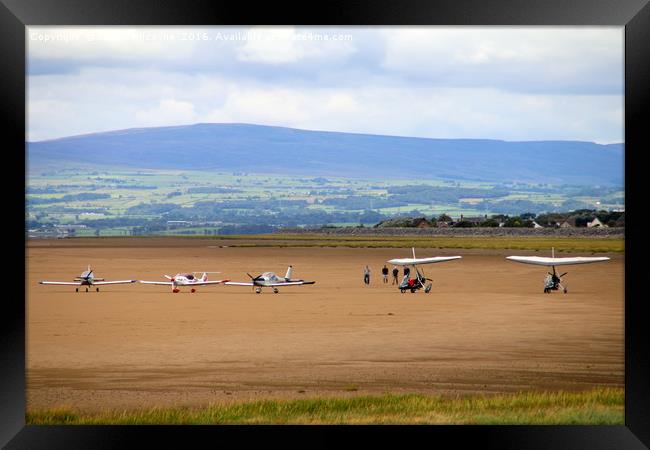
[3,0,649,448]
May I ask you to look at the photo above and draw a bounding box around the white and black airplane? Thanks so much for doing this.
[387,248,462,293]
[139,272,229,293]
[506,248,610,293]
[39,265,136,292]
[225,265,315,293]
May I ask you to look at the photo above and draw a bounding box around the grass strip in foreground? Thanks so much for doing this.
[27,387,623,425]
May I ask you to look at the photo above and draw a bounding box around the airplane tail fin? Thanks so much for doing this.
[285,265,293,280]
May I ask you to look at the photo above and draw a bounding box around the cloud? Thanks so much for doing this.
[381,27,623,95]
[135,99,198,127]
[236,27,307,64]
[27,27,624,144]
[235,27,357,65]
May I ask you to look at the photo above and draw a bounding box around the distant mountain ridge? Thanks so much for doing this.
[27,123,624,185]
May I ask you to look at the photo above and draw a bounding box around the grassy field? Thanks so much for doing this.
[200,234,625,253]
[26,168,624,229]
[27,388,624,425]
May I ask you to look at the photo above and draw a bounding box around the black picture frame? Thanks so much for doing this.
[4,0,648,448]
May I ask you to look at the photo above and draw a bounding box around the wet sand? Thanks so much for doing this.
[26,238,624,412]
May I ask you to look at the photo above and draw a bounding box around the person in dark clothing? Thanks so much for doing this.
[403,266,411,279]
[381,265,389,283]
[392,266,399,284]
[363,265,371,285]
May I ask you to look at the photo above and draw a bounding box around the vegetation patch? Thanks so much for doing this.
[27,387,624,425]
[209,235,624,253]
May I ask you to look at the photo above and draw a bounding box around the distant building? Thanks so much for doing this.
[614,213,625,227]
[587,217,607,228]
[413,218,431,228]
[560,218,576,228]
[458,214,486,225]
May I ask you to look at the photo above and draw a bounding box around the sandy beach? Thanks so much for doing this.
[26,238,624,412]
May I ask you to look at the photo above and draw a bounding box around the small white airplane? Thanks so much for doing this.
[387,248,462,293]
[225,265,315,294]
[139,272,229,293]
[39,265,136,292]
[506,247,610,293]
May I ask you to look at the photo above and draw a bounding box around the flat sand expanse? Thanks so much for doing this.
[26,238,624,412]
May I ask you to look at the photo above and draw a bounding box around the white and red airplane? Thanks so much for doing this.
[139,272,229,293]
[39,265,136,292]
[225,265,315,294]
[506,247,610,293]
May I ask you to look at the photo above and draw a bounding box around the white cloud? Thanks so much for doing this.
[27,27,203,62]
[27,27,624,144]
[381,27,623,94]
[236,27,305,64]
[135,99,198,127]
[236,26,357,65]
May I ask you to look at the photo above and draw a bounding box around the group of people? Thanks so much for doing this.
[363,264,410,285]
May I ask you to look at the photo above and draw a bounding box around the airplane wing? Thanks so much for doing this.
[39,281,82,285]
[187,280,229,286]
[387,256,462,266]
[225,281,314,287]
[93,280,137,285]
[139,281,173,286]
[506,256,610,266]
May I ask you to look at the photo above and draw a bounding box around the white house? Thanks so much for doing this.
[587,217,607,228]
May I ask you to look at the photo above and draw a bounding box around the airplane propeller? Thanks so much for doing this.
[247,273,263,290]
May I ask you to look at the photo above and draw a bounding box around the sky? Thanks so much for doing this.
[27,26,624,144]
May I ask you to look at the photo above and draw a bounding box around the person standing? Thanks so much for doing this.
[403,266,410,280]
[381,265,389,283]
[363,265,371,285]
[392,266,399,284]
[363,265,370,284]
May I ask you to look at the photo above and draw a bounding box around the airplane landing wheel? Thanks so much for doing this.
[255,288,262,294]
[75,288,79,292]
[563,288,568,294]
[96,288,99,292]
[410,289,416,293]
[191,288,196,293]
[400,289,405,293]
[173,288,180,293]
[425,283,432,294]
[273,288,279,294]
[85,288,89,292]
